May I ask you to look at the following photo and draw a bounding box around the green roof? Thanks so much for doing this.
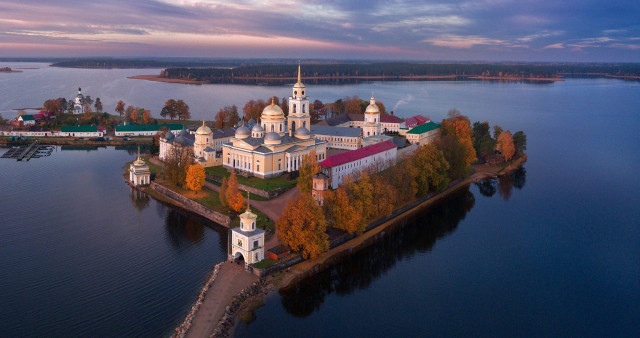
[21,115,35,121]
[115,123,183,132]
[61,125,98,132]
[406,121,440,135]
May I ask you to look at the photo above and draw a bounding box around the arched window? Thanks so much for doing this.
[293,104,297,112]
[291,121,296,132]
[271,125,274,132]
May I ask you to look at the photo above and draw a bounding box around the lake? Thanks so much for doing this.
[1,64,639,337]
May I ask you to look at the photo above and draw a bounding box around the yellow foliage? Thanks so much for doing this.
[324,188,361,234]
[277,195,328,259]
[226,172,245,213]
[297,149,320,195]
[185,164,205,194]
[497,130,516,161]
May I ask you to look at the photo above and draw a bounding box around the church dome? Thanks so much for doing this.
[252,123,264,132]
[264,131,282,144]
[165,130,175,140]
[235,123,251,139]
[196,121,212,135]
[294,126,310,139]
[179,129,189,137]
[365,94,380,114]
[261,101,284,118]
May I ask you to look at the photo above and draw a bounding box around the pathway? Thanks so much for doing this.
[185,262,258,338]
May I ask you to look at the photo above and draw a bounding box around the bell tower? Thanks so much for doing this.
[287,63,311,133]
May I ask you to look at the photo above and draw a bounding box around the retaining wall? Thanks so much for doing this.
[205,174,291,199]
[150,182,231,227]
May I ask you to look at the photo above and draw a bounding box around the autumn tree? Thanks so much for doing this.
[216,105,240,128]
[376,101,387,115]
[125,105,135,123]
[513,131,527,158]
[441,115,477,168]
[115,100,125,117]
[161,99,177,120]
[344,95,362,115]
[129,106,139,123]
[58,98,67,115]
[94,98,103,113]
[411,143,450,196]
[277,194,329,259]
[447,108,461,118]
[142,109,152,124]
[66,100,75,114]
[225,171,245,213]
[185,164,206,194]
[311,99,325,123]
[497,130,515,161]
[83,96,93,114]
[324,188,361,234]
[215,108,227,129]
[370,174,396,218]
[280,97,289,115]
[436,135,468,180]
[43,99,57,113]
[332,99,345,115]
[297,150,320,195]
[344,172,374,234]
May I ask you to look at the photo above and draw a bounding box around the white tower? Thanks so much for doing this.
[74,87,84,114]
[363,94,382,137]
[287,64,311,134]
[129,147,151,186]
[194,121,213,158]
[230,194,265,266]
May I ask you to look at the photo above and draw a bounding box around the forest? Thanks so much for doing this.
[162,62,640,83]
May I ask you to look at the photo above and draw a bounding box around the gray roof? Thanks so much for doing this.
[320,114,352,126]
[310,125,362,137]
[392,137,408,148]
[212,127,236,139]
[232,227,265,237]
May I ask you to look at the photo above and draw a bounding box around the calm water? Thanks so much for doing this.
[1,64,639,336]
[0,147,228,337]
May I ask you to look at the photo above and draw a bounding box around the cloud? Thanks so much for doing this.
[543,43,564,49]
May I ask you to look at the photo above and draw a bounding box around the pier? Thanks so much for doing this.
[1,142,53,161]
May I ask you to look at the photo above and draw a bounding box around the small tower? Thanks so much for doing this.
[363,93,382,137]
[229,193,266,266]
[74,87,84,114]
[312,172,330,206]
[129,147,151,186]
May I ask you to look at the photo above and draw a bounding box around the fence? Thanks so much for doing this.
[150,182,231,227]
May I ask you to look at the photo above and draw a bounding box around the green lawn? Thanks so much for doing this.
[204,178,269,201]
[251,259,277,269]
[194,187,275,233]
[205,166,297,192]
[143,155,163,173]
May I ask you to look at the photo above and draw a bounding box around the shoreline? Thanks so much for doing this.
[182,155,527,336]
[128,74,565,85]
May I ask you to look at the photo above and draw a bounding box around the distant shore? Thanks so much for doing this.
[129,74,565,85]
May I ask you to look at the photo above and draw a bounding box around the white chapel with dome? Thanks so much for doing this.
[221,65,327,178]
[230,196,265,265]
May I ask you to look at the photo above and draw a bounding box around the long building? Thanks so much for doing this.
[115,123,183,136]
[319,139,397,189]
[310,125,362,150]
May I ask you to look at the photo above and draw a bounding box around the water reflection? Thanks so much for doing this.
[278,187,475,318]
[129,187,150,212]
[475,167,527,200]
[164,209,206,247]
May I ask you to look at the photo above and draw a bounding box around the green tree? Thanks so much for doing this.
[165,146,193,186]
[493,125,503,139]
[513,131,527,158]
[412,143,450,195]
[161,99,177,120]
[436,135,468,180]
[473,121,497,159]
[94,98,103,113]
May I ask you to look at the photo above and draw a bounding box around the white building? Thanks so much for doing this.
[129,148,151,186]
[229,199,265,266]
[362,95,382,137]
[405,121,441,145]
[310,125,362,150]
[115,123,183,137]
[59,125,104,137]
[319,140,397,189]
[74,87,84,114]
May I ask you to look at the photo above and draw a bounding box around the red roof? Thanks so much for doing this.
[33,113,45,120]
[404,115,429,127]
[319,140,396,168]
[381,115,402,123]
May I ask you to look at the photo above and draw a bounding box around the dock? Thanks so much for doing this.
[1,142,52,161]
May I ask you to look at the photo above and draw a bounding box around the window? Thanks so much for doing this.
[257,165,260,171]
[253,240,259,248]
[237,239,243,247]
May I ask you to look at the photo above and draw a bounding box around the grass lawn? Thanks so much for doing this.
[204,178,269,201]
[251,259,277,269]
[205,166,297,192]
[143,155,163,173]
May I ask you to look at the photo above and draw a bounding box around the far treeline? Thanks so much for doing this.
[162,63,640,83]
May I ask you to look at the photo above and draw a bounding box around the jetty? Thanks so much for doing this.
[1,142,51,161]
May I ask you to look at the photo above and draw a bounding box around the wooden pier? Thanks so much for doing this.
[1,142,46,161]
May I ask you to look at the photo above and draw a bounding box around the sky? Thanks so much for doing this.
[0,0,638,62]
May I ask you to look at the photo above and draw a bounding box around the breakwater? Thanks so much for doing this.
[150,182,230,227]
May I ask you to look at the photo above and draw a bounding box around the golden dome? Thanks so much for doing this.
[261,100,284,118]
[365,94,380,114]
[196,121,212,135]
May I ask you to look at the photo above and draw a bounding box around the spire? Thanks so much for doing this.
[271,98,275,106]
[137,146,141,161]
[246,190,250,212]
[297,61,301,84]
[202,120,205,128]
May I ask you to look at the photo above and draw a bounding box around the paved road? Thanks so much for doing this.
[185,262,257,338]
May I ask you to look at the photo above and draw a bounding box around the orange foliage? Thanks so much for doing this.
[324,188,361,234]
[441,116,477,167]
[371,174,396,218]
[185,164,205,194]
[497,130,515,161]
[277,195,328,259]
[225,172,245,213]
[297,149,320,195]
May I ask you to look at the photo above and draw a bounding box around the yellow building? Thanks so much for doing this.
[222,66,327,178]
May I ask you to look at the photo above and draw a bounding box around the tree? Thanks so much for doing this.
[376,101,387,115]
[225,171,245,213]
[344,95,362,115]
[185,164,206,194]
[332,99,344,115]
[513,131,527,158]
[94,98,103,113]
[58,98,67,115]
[176,100,190,120]
[129,106,138,123]
[83,96,93,114]
[165,146,193,186]
[324,188,361,234]
[297,150,320,195]
[447,108,461,118]
[277,194,328,259]
[441,115,477,168]
[311,99,325,123]
[436,135,468,180]
[215,108,227,129]
[43,99,57,113]
[66,100,75,113]
[142,109,151,124]
[411,143,450,196]
[115,100,125,117]
[493,125,503,140]
[161,99,177,120]
[473,121,497,159]
[219,177,228,207]
[370,174,396,218]
[344,172,374,235]
[226,105,240,127]
[497,130,515,161]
